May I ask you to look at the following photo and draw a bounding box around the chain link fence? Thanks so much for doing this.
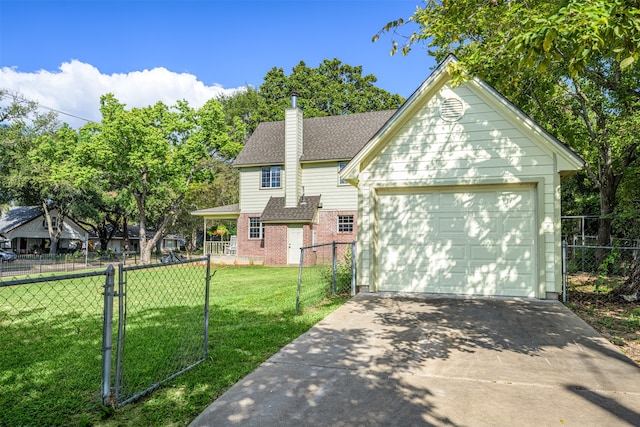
[0,251,187,278]
[0,270,108,426]
[0,256,211,426]
[296,241,355,314]
[562,242,639,302]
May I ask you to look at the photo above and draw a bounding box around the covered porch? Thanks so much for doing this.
[191,204,241,256]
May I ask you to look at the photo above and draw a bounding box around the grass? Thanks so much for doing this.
[0,265,347,427]
[565,273,640,365]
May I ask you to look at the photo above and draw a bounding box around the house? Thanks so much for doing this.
[0,206,89,253]
[340,55,584,299]
[93,224,184,254]
[192,98,394,265]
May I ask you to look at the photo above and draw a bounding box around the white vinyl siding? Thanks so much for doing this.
[301,163,358,210]
[239,168,285,213]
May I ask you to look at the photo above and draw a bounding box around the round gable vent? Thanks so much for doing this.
[439,98,464,122]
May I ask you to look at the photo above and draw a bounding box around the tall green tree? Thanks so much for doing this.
[0,91,89,254]
[87,94,238,263]
[377,0,640,250]
[219,58,405,136]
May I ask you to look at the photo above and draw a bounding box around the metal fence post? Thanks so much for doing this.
[101,265,115,406]
[204,255,212,359]
[332,241,337,294]
[562,240,568,303]
[296,247,304,315]
[114,263,125,403]
[351,240,357,296]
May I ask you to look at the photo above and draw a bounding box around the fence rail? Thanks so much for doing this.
[296,241,355,314]
[0,256,211,426]
[0,251,193,278]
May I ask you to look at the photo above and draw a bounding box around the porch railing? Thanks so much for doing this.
[204,241,230,255]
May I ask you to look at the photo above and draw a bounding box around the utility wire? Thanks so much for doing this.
[0,93,93,123]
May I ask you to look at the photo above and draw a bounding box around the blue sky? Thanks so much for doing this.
[0,0,436,127]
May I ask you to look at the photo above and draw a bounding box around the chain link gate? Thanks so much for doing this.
[102,256,212,407]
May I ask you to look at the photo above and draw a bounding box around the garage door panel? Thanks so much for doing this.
[377,187,536,297]
[378,245,465,271]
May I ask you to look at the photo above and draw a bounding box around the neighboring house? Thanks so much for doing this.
[0,206,89,253]
[191,98,394,265]
[93,224,183,254]
[340,55,584,299]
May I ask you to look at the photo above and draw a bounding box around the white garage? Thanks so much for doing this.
[340,55,584,299]
[376,186,537,296]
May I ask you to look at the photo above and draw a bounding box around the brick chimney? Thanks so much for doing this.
[285,92,303,208]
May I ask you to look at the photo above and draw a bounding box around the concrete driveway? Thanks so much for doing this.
[190,294,640,426]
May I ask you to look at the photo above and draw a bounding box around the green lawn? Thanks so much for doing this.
[0,265,346,426]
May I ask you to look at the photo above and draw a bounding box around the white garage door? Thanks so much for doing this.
[376,186,537,297]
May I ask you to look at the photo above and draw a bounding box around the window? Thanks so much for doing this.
[338,162,347,185]
[42,217,57,229]
[261,166,281,188]
[248,217,264,239]
[338,215,354,233]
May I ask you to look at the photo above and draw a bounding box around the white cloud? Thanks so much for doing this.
[0,60,243,128]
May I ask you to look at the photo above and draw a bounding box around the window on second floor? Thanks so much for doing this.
[338,162,347,185]
[261,166,281,189]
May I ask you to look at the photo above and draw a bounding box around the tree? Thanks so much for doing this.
[0,91,88,254]
[87,94,238,264]
[219,58,405,136]
[172,161,239,252]
[377,0,640,251]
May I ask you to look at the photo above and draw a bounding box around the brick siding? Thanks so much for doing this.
[237,210,358,265]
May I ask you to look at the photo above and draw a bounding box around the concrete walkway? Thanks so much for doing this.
[190,293,640,426]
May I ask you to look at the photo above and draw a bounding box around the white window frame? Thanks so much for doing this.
[337,215,354,233]
[248,217,264,239]
[261,166,282,189]
[338,162,348,186]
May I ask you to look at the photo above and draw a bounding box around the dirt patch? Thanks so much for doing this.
[566,273,640,366]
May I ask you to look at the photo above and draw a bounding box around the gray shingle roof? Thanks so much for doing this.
[260,195,322,223]
[0,206,43,233]
[233,110,396,167]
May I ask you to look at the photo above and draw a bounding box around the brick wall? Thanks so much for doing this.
[263,224,287,265]
[313,210,358,245]
[237,213,265,257]
[237,210,358,265]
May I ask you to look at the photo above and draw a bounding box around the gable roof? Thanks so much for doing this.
[340,54,585,183]
[233,110,396,167]
[259,195,322,223]
[0,206,43,233]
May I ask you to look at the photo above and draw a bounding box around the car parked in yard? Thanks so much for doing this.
[0,248,17,262]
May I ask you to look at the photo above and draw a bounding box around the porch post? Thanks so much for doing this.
[203,218,208,254]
